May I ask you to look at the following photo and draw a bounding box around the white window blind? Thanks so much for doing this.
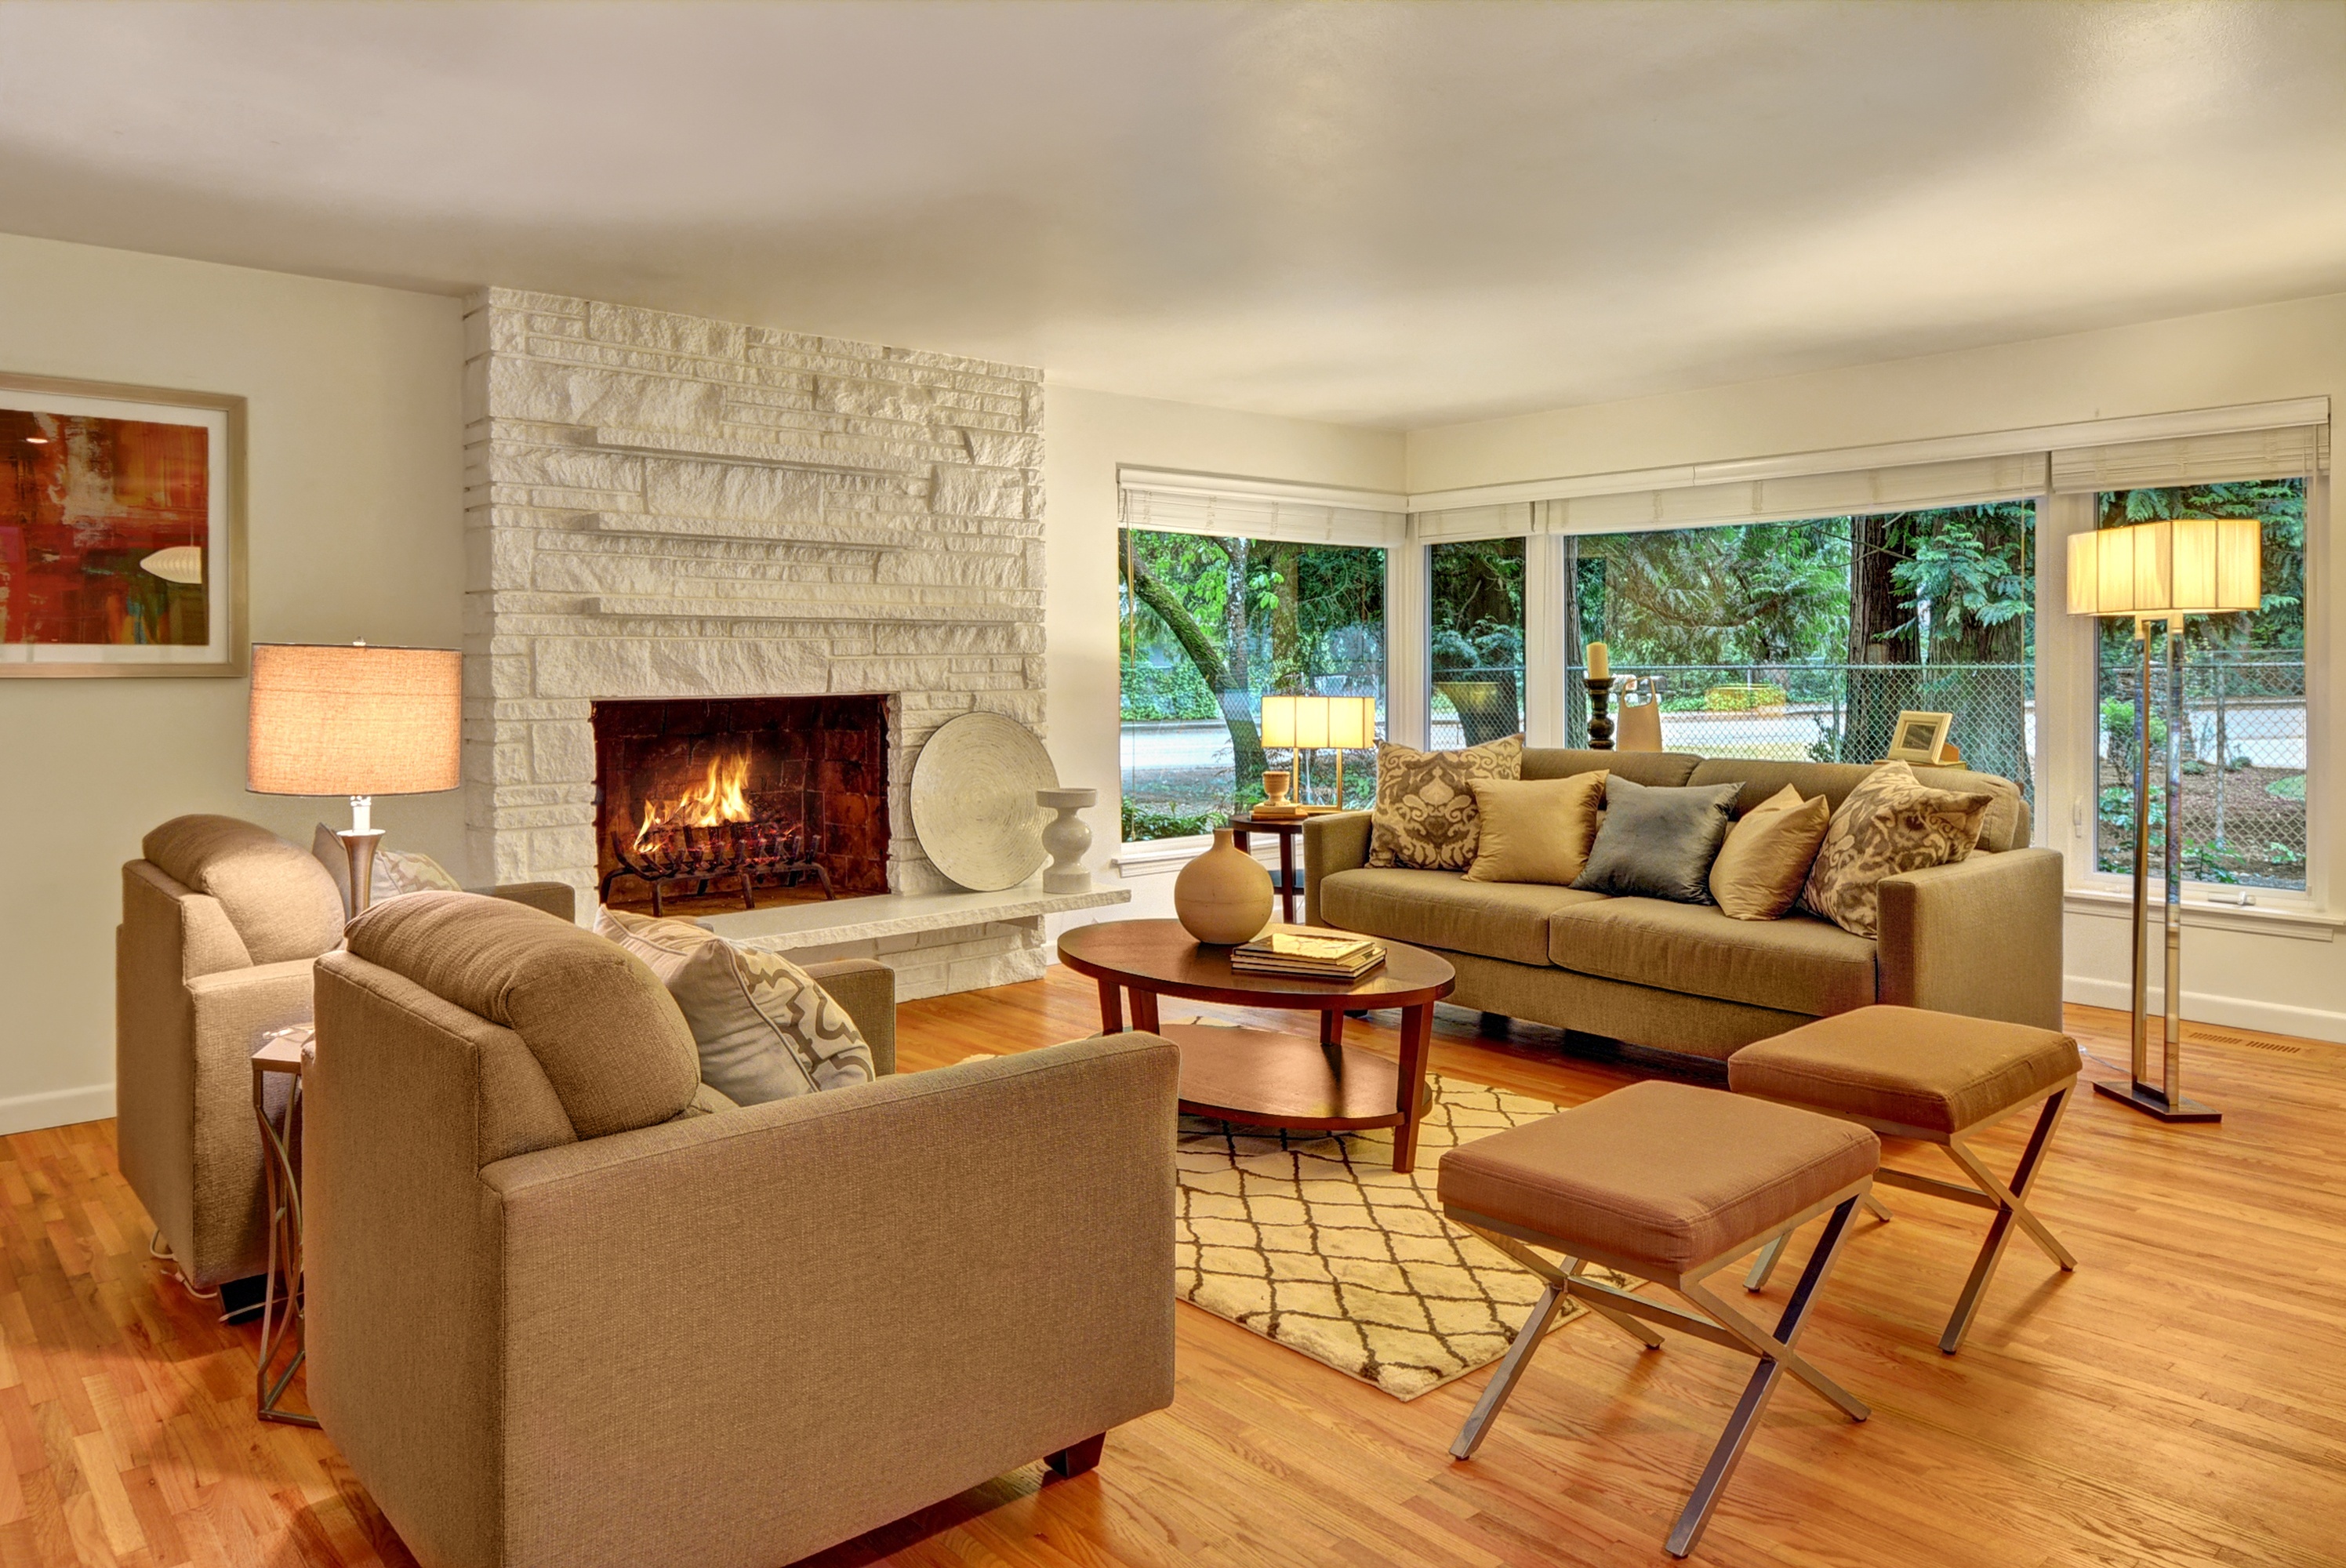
[1118,474,1405,548]
[2050,424,2330,493]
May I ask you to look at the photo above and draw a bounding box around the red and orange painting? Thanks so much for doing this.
[0,407,211,648]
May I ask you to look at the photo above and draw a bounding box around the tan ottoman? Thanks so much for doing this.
[1439,1080,1879,1559]
[1728,1004,2081,1354]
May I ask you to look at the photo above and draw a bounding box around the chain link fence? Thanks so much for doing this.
[2094,652,2307,889]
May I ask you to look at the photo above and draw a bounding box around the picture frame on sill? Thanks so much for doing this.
[1887,710,1956,766]
[0,371,248,677]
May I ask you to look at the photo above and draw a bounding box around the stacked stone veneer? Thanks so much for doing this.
[462,289,1048,997]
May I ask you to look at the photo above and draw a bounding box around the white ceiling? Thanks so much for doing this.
[1,1,2342,429]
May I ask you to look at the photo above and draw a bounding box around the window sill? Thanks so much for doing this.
[1107,835,1284,879]
[2063,885,2339,942]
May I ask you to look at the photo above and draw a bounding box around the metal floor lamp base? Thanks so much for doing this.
[2093,1079,2221,1124]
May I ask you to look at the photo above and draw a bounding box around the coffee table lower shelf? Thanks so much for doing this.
[1160,1024,1431,1131]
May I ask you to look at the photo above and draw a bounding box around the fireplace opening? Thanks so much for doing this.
[591,695,890,917]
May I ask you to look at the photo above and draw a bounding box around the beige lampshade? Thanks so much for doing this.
[248,643,463,797]
[1260,694,1377,750]
[2067,517,2261,619]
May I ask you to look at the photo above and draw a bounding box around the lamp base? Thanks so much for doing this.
[2092,1078,2221,1123]
[337,829,385,920]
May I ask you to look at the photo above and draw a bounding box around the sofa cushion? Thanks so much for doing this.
[1549,896,1877,1018]
[346,891,700,1139]
[1800,762,1993,937]
[1463,772,1607,887]
[597,908,876,1105]
[1320,867,1604,967]
[143,814,347,964]
[1367,735,1523,870]
[1522,749,1701,788]
[1709,785,1832,920]
[1686,757,2026,854]
[1571,778,1740,903]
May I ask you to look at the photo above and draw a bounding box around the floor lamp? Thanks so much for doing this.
[246,642,464,918]
[2066,517,2261,1123]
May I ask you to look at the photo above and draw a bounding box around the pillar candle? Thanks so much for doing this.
[1585,641,1610,681]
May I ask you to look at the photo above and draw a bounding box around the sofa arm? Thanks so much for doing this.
[478,880,576,923]
[181,957,315,1284]
[478,1034,1177,1567]
[1877,848,2065,1031]
[802,957,897,1075]
[1302,811,1374,927]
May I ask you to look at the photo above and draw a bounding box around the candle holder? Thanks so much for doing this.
[1585,676,1618,750]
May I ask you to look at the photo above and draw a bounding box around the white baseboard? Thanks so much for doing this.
[0,1082,114,1137]
[2062,976,2346,1044]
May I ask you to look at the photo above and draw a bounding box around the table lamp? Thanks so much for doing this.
[2066,517,2260,1123]
[247,642,463,918]
[1260,695,1377,809]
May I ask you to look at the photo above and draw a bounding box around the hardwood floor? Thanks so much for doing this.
[7,976,2341,1566]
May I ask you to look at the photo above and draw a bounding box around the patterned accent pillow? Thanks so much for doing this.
[1366,735,1523,870]
[312,822,464,915]
[1799,762,1995,937]
[597,908,876,1103]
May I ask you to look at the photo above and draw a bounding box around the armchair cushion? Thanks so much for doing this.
[142,814,346,963]
[598,909,876,1104]
[347,891,699,1139]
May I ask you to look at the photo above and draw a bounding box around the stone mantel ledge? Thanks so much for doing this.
[695,881,1130,953]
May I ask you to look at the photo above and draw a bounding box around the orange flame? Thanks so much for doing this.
[634,749,752,851]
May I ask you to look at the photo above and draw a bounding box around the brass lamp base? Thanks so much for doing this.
[2092,1079,2221,1124]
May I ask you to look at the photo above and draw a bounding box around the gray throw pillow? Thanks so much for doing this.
[1571,777,1741,903]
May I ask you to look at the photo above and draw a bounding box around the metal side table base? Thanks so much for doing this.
[252,1028,321,1428]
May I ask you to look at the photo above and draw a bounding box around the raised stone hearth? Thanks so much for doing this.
[463,289,1051,996]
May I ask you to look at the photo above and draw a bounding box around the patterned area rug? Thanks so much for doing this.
[1175,1069,1599,1401]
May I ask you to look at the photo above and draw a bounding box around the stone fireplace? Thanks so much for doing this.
[592,695,890,916]
[461,287,1062,996]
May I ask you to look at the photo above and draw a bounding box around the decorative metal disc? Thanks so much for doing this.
[908,712,1059,891]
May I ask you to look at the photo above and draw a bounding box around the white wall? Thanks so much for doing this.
[0,234,468,1130]
[1042,387,1404,936]
[1407,291,2346,1042]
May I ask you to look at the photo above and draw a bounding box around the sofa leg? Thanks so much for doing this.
[1045,1433,1105,1479]
[1479,1012,1511,1039]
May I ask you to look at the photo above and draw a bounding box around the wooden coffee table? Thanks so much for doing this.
[1056,919,1456,1172]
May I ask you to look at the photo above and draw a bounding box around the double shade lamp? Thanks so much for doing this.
[2065,516,2261,1123]
[1261,694,1376,808]
[247,642,463,918]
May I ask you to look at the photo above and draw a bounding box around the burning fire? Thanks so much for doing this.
[635,749,753,851]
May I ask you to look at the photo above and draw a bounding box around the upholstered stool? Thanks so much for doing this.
[1439,1080,1879,1559]
[1728,1004,2080,1354]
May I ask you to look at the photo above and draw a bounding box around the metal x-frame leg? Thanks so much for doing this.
[1451,1193,1870,1560]
[1743,1086,2075,1354]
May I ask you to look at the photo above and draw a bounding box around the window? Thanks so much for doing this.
[1560,506,2037,793]
[1118,528,1386,841]
[2091,479,2308,890]
[1429,537,1524,748]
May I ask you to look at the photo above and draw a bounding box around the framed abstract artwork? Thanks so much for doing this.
[0,372,246,677]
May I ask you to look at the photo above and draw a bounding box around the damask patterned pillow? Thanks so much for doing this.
[1365,735,1523,870]
[597,908,876,1103]
[1799,762,1995,937]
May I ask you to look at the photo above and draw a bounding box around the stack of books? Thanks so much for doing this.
[1230,925,1385,981]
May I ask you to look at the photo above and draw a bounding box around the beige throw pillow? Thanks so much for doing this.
[597,908,876,1104]
[1709,785,1832,920]
[1799,762,1994,937]
[1366,735,1524,871]
[1463,773,1608,885]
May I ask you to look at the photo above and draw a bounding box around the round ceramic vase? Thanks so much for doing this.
[1174,828,1274,945]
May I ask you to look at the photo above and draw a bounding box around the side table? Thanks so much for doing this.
[252,1025,319,1427]
[1228,815,1308,924]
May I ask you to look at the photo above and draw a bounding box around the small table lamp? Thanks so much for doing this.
[2066,517,2259,1123]
[247,642,463,918]
[1260,694,1377,808]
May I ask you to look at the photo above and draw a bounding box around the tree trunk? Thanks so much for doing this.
[1120,535,1266,794]
[1846,514,1919,764]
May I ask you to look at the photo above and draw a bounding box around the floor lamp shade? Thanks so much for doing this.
[247,643,463,797]
[2067,517,2261,619]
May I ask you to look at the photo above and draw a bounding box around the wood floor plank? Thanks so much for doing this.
[2,979,2337,1565]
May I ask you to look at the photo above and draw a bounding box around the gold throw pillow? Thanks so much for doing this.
[1708,785,1832,920]
[1365,735,1523,870]
[1799,762,1994,937]
[1463,773,1608,885]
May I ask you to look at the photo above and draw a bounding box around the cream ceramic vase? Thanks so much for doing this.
[1174,828,1274,946]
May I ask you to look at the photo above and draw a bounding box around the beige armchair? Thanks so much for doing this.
[116,815,578,1291]
[308,892,1176,1568]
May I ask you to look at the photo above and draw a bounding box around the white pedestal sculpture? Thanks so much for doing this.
[1037,787,1098,895]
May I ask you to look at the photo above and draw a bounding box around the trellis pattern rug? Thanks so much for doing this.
[1175,1069,1602,1401]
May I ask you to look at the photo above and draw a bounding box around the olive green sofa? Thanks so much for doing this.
[1303,750,2061,1062]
